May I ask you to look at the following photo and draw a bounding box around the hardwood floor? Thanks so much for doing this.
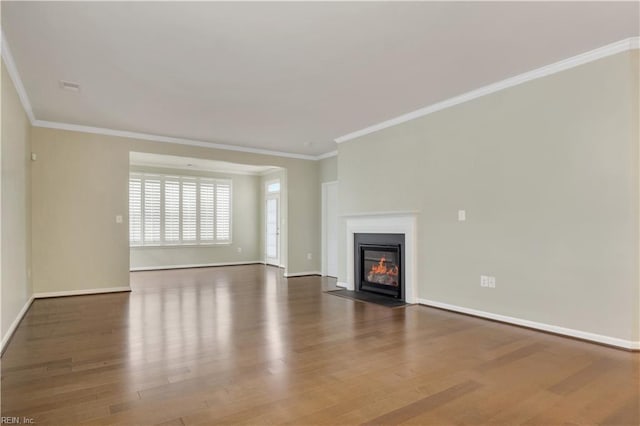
[2,264,638,425]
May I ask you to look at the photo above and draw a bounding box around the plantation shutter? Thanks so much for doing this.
[199,181,215,241]
[164,178,181,242]
[129,177,142,245]
[181,179,197,242]
[216,182,231,241]
[143,178,161,243]
[129,173,231,246]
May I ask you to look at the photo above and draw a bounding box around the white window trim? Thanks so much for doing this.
[265,178,281,194]
[129,172,233,247]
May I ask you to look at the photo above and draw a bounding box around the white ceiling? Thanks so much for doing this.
[3,2,638,157]
[130,152,279,175]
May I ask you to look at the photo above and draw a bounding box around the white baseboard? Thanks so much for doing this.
[336,281,349,288]
[130,260,263,271]
[34,286,131,299]
[1,296,34,354]
[284,271,321,278]
[417,298,640,351]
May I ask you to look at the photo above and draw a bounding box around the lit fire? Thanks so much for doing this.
[367,256,399,286]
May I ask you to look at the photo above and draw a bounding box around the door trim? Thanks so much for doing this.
[265,180,281,266]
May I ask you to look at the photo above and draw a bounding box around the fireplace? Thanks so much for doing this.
[355,233,405,300]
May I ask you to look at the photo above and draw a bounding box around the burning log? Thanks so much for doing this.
[367,256,399,286]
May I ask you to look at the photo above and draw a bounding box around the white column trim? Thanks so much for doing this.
[321,180,339,276]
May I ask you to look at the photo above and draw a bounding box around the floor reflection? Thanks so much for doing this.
[3,265,637,425]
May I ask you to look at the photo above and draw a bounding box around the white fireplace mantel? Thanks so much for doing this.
[342,212,418,304]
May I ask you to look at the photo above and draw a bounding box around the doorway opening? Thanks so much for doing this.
[127,152,287,273]
[265,178,281,267]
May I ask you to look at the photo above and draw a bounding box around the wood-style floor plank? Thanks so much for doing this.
[2,265,638,425]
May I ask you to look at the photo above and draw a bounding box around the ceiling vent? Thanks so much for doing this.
[59,80,81,92]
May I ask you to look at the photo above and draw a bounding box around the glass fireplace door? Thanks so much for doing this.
[359,244,402,298]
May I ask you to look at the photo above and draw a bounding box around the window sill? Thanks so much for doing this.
[130,242,232,249]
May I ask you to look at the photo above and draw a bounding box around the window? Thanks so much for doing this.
[129,173,232,246]
[266,181,280,193]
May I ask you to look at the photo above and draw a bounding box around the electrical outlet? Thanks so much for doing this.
[237,247,242,253]
[307,253,312,260]
[458,210,466,221]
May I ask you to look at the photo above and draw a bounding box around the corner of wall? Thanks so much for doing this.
[1,58,34,352]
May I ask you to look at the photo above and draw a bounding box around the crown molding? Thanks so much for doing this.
[32,120,325,161]
[5,26,636,158]
[1,30,36,123]
[129,159,279,176]
[1,27,336,161]
[335,36,640,144]
[315,150,338,160]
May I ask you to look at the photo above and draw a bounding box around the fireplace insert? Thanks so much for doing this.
[354,233,405,300]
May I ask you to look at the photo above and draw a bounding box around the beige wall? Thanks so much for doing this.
[287,162,320,274]
[319,155,337,183]
[1,61,32,340]
[337,51,639,342]
[31,128,320,293]
[129,165,262,270]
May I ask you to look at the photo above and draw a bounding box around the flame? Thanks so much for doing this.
[369,256,398,277]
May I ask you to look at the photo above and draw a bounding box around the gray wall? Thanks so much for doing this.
[337,50,639,342]
[129,165,262,270]
[1,61,32,341]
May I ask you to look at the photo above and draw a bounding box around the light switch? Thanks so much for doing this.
[481,275,496,288]
[115,215,123,224]
[458,210,466,221]
[480,275,488,287]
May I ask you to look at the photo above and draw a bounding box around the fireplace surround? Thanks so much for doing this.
[342,212,418,303]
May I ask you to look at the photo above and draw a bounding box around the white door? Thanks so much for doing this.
[324,182,338,277]
[265,194,280,266]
